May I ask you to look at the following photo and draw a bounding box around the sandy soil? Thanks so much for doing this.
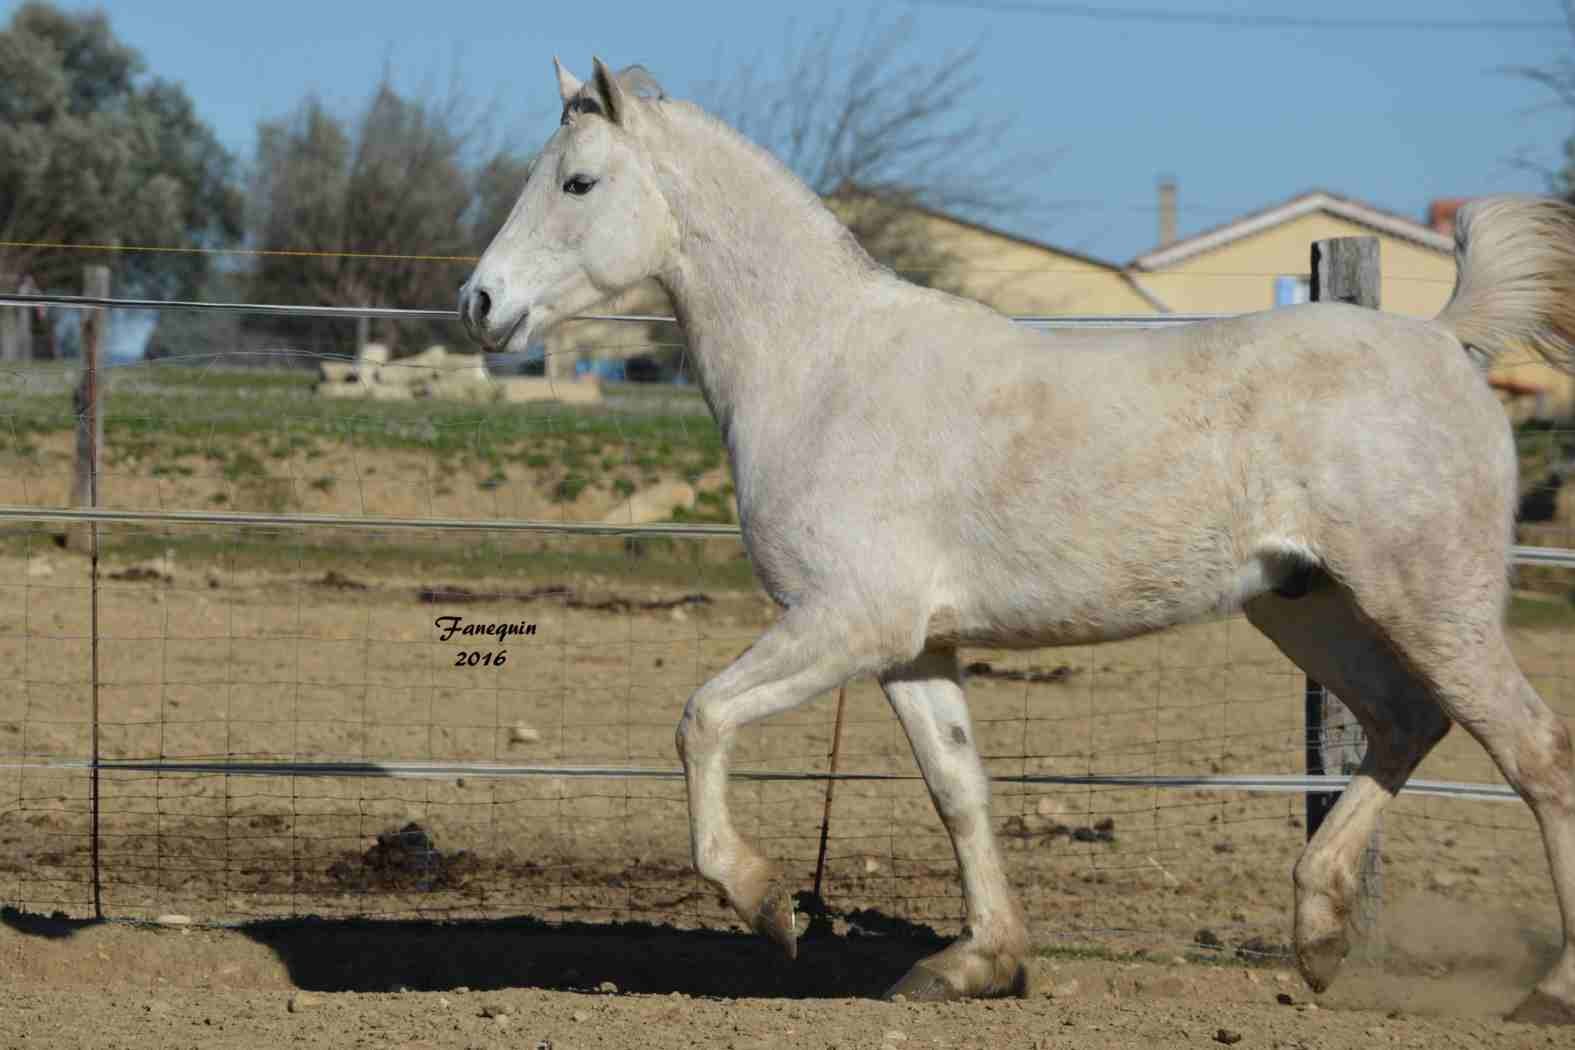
[0,911,1567,1049]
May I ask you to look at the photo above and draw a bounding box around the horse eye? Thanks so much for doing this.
[563,175,597,196]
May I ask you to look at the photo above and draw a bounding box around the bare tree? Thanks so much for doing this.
[701,10,1047,291]
[1505,1,1575,200]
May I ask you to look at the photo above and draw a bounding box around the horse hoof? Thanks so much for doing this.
[1506,990,1575,1025]
[885,965,961,1002]
[1295,930,1348,994]
[750,877,798,961]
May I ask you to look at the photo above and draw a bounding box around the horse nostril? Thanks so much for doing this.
[474,289,492,325]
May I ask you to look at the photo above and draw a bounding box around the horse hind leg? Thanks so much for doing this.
[1422,638,1575,1025]
[1244,583,1452,994]
[1281,552,1575,1024]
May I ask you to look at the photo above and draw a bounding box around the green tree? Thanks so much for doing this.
[244,75,533,356]
[0,2,241,304]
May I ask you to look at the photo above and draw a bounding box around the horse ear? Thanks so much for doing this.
[591,56,629,125]
[554,56,582,104]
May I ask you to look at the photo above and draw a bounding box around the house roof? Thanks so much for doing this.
[1129,189,1454,271]
[828,187,1126,273]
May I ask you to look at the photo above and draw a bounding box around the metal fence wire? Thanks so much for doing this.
[0,292,1571,966]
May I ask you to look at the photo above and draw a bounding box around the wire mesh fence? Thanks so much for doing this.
[0,292,1571,968]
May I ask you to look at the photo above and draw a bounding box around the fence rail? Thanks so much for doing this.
[0,290,1226,330]
[0,758,1526,803]
[3,506,1572,569]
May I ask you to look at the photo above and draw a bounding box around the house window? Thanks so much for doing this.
[1274,275,1310,306]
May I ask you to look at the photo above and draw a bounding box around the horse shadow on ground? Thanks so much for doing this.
[1,898,945,1000]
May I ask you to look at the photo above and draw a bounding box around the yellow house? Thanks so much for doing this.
[1124,189,1572,419]
[890,187,1570,419]
[830,198,1162,318]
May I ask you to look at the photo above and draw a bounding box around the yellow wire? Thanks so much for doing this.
[0,239,480,263]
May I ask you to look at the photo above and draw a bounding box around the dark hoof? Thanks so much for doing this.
[1506,990,1575,1026]
[1295,931,1348,995]
[750,878,798,961]
[885,965,960,1002]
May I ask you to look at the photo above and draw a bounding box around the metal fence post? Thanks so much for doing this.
[1305,236,1382,950]
[72,264,109,918]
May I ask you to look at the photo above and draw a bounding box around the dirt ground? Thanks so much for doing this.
[0,909,1568,1049]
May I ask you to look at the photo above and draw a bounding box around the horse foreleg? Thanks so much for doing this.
[675,604,880,959]
[879,648,1030,1000]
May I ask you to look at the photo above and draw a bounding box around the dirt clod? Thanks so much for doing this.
[1215,1028,1243,1045]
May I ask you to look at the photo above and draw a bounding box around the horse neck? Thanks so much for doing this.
[650,110,876,437]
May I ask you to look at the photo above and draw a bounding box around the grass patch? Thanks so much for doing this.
[551,475,590,503]
[1507,593,1575,630]
[0,525,757,592]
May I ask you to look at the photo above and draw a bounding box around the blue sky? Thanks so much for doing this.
[13,0,1575,264]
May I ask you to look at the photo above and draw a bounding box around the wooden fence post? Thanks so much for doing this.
[1305,236,1382,950]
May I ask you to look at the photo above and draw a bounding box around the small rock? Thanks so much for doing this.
[536,1040,554,1050]
[890,993,907,1004]
[479,1002,513,1018]
[437,996,452,1008]
[1298,1002,1319,1013]
[863,856,882,875]
[572,1010,590,1023]
[670,606,688,622]
[510,722,541,744]
[494,1014,511,1029]
[144,1000,171,1016]
[598,980,618,994]
[155,914,191,927]
[1035,797,1064,819]
[1275,992,1295,1006]
[287,991,321,1013]
[1215,1029,1243,1045]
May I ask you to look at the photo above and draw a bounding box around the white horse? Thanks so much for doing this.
[461,58,1575,1022]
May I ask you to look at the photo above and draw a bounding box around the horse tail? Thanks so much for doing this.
[1435,195,1575,372]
